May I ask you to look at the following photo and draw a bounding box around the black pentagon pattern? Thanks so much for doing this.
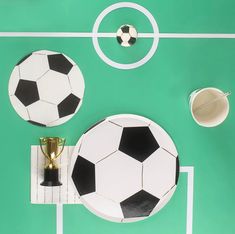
[119,127,159,162]
[28,120,46,127]
[121,25,130,33]
[15,80,40,106]
[129,37,137,45]
[120,190,160,218]
[58,94,80,118]
[175,156,180,185]
[16,53,32,65]
[117,36,123,45]
[48,54,73,74]
[72,156,96,196]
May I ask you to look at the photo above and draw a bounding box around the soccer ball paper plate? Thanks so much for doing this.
[8,50,85,127]
[70,114,179,223]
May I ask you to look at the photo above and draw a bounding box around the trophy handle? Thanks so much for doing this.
[56,138,66,159]
[39,138,51,161]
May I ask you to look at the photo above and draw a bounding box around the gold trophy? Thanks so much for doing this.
[40,137,65,187]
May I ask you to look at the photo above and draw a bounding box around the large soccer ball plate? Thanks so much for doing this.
[71,114,180,223]
[8,50,85,127]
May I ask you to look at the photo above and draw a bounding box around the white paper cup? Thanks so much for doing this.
[189,87,230,127]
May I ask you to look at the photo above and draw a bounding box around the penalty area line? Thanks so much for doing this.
[55,167,194,234]
[56,204,63,234]
[180,166,194,234]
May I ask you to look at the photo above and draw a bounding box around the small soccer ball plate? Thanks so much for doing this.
[70,114,180,223]
[8,50,85,127]
[116,24,138,47]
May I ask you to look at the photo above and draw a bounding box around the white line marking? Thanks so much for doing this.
[0,32,116,38]
[138,33,158,38]
[37,147,45,204]
[31,146,37,203]
[67,147,76,203]
[1,32,235,39]
[36,146,39,202]
[180,166,194,234]
[56,204,63,234]
[159,33,235,38]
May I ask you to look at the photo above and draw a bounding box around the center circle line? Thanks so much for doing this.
[92,2,160,70]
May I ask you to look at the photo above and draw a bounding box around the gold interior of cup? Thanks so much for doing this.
[192,89,229,127]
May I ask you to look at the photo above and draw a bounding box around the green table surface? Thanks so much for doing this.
[0,0,234,234]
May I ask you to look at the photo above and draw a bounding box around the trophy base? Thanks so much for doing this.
[41,168,62,187]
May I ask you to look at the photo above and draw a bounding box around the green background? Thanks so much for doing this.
[0,0,234,234]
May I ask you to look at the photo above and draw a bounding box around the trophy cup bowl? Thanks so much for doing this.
[40,137,65,187]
